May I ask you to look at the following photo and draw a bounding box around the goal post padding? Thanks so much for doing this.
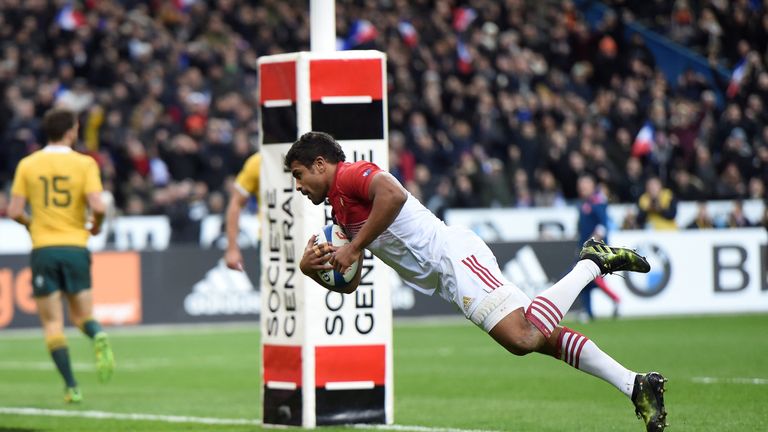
[258,51,392,428]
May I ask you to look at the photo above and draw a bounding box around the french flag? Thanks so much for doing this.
[726,58,746,98]
[456,40,473,74]
[174,0,197,11]
[398,20,418,48]
[631,122,655,157]
[452,7,477,32]
[343,19,378,50]
[56,4,86,31]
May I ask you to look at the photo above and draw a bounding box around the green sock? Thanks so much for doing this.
[51,347,77,388]
[81,319,103,339]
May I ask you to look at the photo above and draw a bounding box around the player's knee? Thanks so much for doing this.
[489,309,545,356]
[42,322,64,337]
[509,324,548,355]
[501,332,541,356]
[504,342,533,356]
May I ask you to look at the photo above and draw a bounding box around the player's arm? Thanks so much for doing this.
[87,192,106,235]
[7,195,30,228]
[224,189,249,270]
[329,172,407,274]
[299,235,363,294]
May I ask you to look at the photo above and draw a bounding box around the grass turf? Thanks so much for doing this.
[0,314,766,431]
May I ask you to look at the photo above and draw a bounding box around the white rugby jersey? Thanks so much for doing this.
[328,161,451,298]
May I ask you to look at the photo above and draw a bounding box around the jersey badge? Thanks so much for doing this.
[463,296,474,313]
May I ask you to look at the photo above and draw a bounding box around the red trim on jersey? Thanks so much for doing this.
[467,255,503,287]
[461,256,500,290]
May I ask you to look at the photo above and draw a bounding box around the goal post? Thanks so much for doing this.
[258,50,392,428]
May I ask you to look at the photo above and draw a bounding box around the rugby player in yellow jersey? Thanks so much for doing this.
[223,152,261,271]
[8,108,115,403]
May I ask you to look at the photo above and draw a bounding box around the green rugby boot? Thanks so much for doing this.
[579,238,651,274]
[631,372,668,431]
[64,386,82,403]
[94,332,115,383]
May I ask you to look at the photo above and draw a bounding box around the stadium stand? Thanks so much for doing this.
[1,0,766,238]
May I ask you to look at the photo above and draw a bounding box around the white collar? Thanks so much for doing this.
[43,145,73,153]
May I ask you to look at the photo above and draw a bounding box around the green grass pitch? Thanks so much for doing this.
[0,314,766,431]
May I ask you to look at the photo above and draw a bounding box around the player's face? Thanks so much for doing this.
[290,160,327,205]
[578,177,594,198]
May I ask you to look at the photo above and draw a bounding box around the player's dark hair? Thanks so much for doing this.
[284,131,346,170]
[42,109,77,143]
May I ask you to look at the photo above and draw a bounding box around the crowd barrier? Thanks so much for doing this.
[445,199,766,242]
[1,219,765,329]
[0,245,456,330]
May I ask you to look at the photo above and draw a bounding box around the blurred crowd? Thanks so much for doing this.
[1,0,767,238]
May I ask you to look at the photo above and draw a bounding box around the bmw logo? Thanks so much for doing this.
[624,243,671,297]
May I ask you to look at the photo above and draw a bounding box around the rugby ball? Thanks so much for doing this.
[315,224,359,287]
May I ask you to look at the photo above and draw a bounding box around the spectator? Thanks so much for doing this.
[686,201,715,229]
[761,205,768,232]
[576,174,620,321]
[637,176,678,230]
[1,0,766,220]
[726,200,753,228]
[621,207,641,230]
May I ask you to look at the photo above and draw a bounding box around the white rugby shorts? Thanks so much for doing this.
[439,227,531,332]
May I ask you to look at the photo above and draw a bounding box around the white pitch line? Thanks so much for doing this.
[692,376,768,385]
[0,407,261,426]
[352,425,500,432]
[0,407,502,432]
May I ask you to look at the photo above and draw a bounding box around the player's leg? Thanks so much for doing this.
[35,292,81,402]
[543,326,667,431]
[489,312,667,431]
[480,237,665,431]
[66,290,114,383]
[31,248,81,402]
[490,311,637,396]
[524,238,649,338]
[62,248,114,383]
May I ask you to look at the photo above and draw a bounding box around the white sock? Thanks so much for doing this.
[557,327,636,397]
[525,260,600,337]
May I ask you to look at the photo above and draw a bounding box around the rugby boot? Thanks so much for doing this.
[94,332,115,383]
[631,372,668,432]
[64,386,82,403]
[579,238,650,274]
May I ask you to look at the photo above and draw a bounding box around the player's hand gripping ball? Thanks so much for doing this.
[315,224,358,287]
